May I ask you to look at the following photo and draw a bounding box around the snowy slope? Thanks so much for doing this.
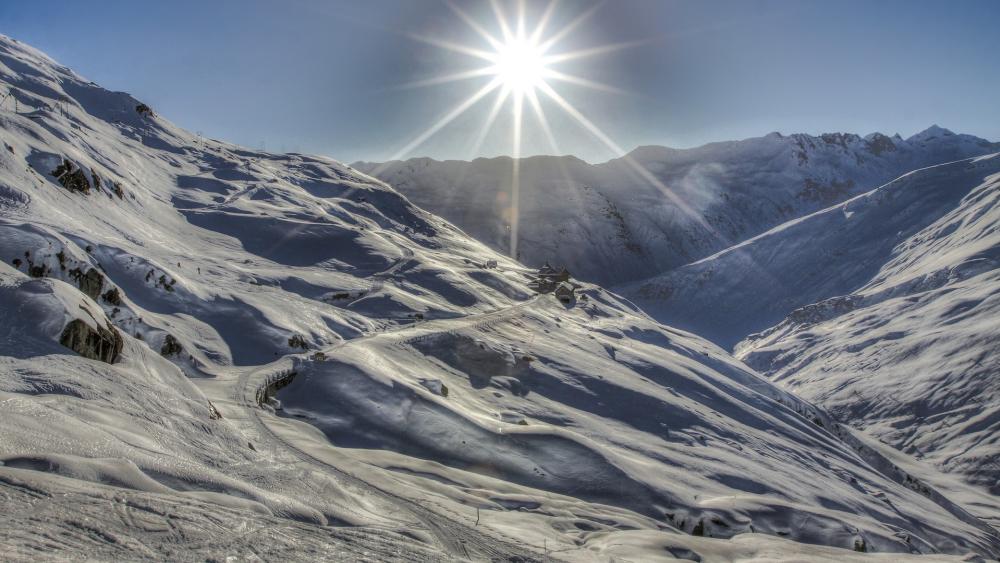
[734,154,1000,523]
[622,154,1000,348]
[2,34,999,561]
[356,129,997,286]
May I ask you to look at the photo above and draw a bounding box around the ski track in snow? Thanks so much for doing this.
[229,296,547,560]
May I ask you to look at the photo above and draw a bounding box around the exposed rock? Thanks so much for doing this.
[288,334,309,350]
[135,103,153,117]
[68,267,104,300]
[798,178,855,204]
[58,318,123,364]
[160,334,183,357]
[28,263,49,278]
[207,401,223,420]
[866,133,897,156]
[51,159,91,194]
[102,287,122,306]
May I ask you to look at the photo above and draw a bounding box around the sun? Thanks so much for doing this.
[385,1,704,260]
[490,34,548,94]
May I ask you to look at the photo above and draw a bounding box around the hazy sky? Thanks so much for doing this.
[3,0,998,163]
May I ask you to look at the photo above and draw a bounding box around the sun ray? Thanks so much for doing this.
[509,91,525,259]
[407,34,497,62]
[543,69,628,95]
[536,81,723,239]
[395,67,497,90]
[446,0,504,50]
[468,86,512,159]
[536,1,605,53]
[516,0,527,37]
[542,38,652,65]
[525,89,561,154]
[379,78,502,169]
[530,0,560,44]
[396,0,658,262]
[490,0,515,43]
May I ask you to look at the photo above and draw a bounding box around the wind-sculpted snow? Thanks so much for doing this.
[1,33,999,560]
[356,129,997,286]
[735,155,1000,524]
[277,288,1000,557]
[623,155,1000,348]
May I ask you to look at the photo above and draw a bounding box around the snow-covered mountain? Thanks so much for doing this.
[2,34,999,561]
[733,154,1000,525]
[622,155,1000,348]
[355,128,997,286]
[619,151,1000,525]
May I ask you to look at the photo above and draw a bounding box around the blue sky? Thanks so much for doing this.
[3,0,998,163]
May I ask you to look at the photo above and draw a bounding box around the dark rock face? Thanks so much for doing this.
[59,319,124,364]
[798,178,855,204]
[28,263,49,278]
[866,133,897,156]
[135,103,153,117]
[160,334,183,357]
[288,334,309,350]
[68,267,104,300]
[102,287,122,306]
[51,159,91,194]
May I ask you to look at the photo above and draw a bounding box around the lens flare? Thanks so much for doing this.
[386,1,725,260]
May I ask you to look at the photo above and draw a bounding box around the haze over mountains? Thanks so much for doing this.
[356,127,997,287]
[1,32,999,562]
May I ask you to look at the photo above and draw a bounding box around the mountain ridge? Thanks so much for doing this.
[355,127,998,287]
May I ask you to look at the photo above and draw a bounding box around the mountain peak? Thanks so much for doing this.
[908,124,955,142]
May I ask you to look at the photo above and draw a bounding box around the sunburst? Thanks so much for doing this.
[379,0,718,259]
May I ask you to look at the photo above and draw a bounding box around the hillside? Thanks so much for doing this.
[621,155,1000,348]
[355,128,997,286]
[2,34,999,561]
[734,154,1000,524]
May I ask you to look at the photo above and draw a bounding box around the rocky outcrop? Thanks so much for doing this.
[799,178,855,204]
[101,287,122,306]
[160,333,183,357]
[51,159,91,194]
[68,267,104,300]
[866,133,897,156]
[58,318,123,364]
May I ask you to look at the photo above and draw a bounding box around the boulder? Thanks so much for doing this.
[58,318,123,364]
[160,333,183,357]
[51,159,91,194]
[68,267,104,300]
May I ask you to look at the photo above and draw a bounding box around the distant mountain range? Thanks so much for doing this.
[356,127,998,286]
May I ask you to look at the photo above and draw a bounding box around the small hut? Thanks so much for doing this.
[531,262,573,294]
[555,282,575,304]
